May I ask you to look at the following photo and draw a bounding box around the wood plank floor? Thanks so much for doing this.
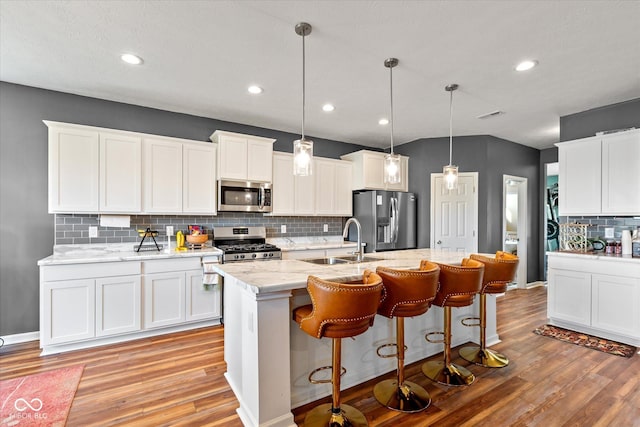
[1,287,638,426]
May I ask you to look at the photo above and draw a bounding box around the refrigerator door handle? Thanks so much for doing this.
[390,197,399,244]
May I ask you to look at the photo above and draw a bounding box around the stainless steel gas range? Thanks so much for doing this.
[213,226,281,263]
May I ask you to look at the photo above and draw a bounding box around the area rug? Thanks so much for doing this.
[533,325,636,358]
[0,365,84,427]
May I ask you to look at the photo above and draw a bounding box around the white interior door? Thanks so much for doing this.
[430,172,478,254]
[503,175,528,288]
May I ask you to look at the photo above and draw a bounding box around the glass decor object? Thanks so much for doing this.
[293,22,313,176]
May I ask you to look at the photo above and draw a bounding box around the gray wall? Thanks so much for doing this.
[395,135,541,282]
[0,81,372,336]
[560,98,640,142]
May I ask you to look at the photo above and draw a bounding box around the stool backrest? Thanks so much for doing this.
[430,258,485,307]
[470,251,519,293]
[376,262,440,318]
[301,270,384,339]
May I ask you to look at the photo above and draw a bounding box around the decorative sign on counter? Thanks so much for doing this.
[559,223,589,252]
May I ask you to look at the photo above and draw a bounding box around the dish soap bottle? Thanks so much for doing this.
[621,229,632,255]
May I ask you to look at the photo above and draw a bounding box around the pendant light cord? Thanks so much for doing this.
[389,65,395,154]
[448,87,453,166]
[301,31,306,141]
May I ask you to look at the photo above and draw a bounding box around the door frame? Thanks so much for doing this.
[430,171,479,253]
[503,174,528,289]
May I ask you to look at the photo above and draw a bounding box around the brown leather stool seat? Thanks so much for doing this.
[459,251,519,368]
[421,258,484,386]
[293,270,384,427]
[373,262,440,413]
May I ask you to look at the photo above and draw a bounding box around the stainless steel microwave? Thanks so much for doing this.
[218,180,272,212]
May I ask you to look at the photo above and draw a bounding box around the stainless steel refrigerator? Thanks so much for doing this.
[348,190,417,253]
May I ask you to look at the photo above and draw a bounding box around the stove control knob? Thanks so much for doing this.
[240,255,245,259]
[252,253,257,259]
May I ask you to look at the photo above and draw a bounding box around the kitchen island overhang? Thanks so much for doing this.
[212,249,500,427]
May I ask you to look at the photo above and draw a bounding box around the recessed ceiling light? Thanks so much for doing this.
[515,60,538,72]
[121,53,143,65]
[322,104,335,112]
[378,118,389,125]
[247,85,263,94]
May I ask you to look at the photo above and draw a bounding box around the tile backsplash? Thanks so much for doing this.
[55,213,346,245]
[560,215,640,240]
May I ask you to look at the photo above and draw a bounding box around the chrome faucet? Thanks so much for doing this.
[343,217,363,261]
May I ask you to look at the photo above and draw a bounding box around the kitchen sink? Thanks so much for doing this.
[301,255,384,265]
[301,257,350,265]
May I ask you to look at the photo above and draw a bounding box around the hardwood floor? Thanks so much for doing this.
[1,287,638,426]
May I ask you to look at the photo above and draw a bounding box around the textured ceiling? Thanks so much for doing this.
[1,0,639,150]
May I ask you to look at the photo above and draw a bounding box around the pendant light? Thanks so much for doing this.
[293,22,313,176]
[383,58,401,184]
[443,83,459,190]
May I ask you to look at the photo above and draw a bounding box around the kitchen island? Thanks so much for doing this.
[547,251,640,347]
[212,249,498,427]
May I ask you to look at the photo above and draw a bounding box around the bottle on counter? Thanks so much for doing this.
[633,229,640,258]
[621,229,632,255]
[605,240,614,254]
[615,240,622,255]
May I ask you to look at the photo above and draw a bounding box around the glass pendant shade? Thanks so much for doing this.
[384,153,401,184]
[293,138,313,176]
[443,164,459,190]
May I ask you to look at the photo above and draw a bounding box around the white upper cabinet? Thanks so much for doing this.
[340,150,409,192]
[557,129,640,216]
[47,121,216,215]
[100,132,141,213]
[210,130,275,182]
[315,157,353,216]
[271,152,295,215]
[47,124,100,213]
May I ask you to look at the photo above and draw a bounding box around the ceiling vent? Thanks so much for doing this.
[477,110,504,119]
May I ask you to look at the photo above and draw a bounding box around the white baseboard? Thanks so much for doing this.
[526,281,546,289]
[1,331,39,346]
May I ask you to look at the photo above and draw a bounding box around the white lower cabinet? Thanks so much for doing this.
[186,269,222,321]
[43,279,96,345]
[96,275,141,337]
[547,254,640,346]
[143,271,186,329]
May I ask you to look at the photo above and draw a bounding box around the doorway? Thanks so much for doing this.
[503,175,528,288]
[430,172,478,253]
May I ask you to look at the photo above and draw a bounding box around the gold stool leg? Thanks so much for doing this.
[374,317,431,412]
[459,294,509,368]
[422,306,475,386]
[305,338,368,427]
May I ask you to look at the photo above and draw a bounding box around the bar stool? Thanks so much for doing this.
[293,270,384,427]
[459,251,519,368]
[421,259,484,386]
[373,262,440,412]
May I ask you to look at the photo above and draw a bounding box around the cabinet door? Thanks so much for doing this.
[314,159,337,215]
[295,173,315,214]
[183,143,217,214]
[271,153,295,215]
[218,135,248,180]
[48,126,99,213]
[363,152,386,190]
[143,272,185,329]
[100,132,142,212]
[96,275,141,337]
[558,138,601,215]
[185,270,221,321]
[592,274,640,337]
[602,130,640,215]
[547,268,591,325]
[143,138,183,213]
[247,139,273,182]
[42,279,95,345]
[335,161,353,216]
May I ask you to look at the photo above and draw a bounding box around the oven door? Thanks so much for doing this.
[217,180,272,212]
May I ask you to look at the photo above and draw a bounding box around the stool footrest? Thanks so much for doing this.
[308,365,346,384]
[425,331,445,344]
[376,342,408,358]
[461,316,480,327]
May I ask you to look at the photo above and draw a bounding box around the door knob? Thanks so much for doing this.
[436,240,442,245]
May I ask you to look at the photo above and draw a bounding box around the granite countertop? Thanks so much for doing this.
[211,248,469,294]
[546,251,640,263]
[38,243,223,266]
[267,236,359,252]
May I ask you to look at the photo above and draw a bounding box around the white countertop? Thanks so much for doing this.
[212,248,470,294]
[546,251,640,263]
[267,235,359,252]
[38,243,222,266]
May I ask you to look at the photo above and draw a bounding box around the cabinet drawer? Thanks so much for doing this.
[41,261,141,282]
[143,257,201,273]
